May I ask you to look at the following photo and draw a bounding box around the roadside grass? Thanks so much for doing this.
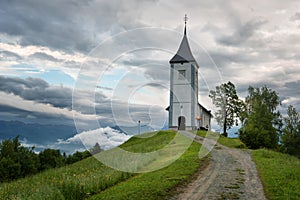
[196,130,246,149]
[218,137,246,149]
[0,130,205,200]
[252,149,300,199]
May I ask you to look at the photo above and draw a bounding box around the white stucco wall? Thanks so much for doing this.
[171,102,191,126]
[170,62,198,129]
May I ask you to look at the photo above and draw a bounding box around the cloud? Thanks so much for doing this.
[18,126,132,154]
[0,0,95,53]
[0,0,300,134]
[0,75,168,132]
[29,52,61,62]
[58,127,132,150]
[290,12,300,21]
[0,50,22,60]
[0,0,155,53]
[217,18,268,46]
[0,91,100,124]
[0,76,71,108]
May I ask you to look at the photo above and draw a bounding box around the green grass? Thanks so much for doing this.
[0,156,133,200]
[196,130,246,149]
[252,149,300,199]
[0,130,206,200]
[88,141,205,200]
[218,137,246,148]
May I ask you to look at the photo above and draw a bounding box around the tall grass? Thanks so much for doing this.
[0,154,133,200]
[252,149,300,199]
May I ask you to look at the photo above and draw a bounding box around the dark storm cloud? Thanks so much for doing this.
[0,76,166,129]
[0,76,109,112]
[0,0,299,127]
[0,0,119,53]
[0,76,71,108]
[143,82,167,90]
[0,76,49,91]
[29,52,61,62]
[217,19,268,46]
[0,50,22,60]
[290,12,300,21]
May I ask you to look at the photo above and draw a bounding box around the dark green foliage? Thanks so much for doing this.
[66,150,91,164]
[281,105,300,157]
[0,136,38,182]
[38,148,65,170]
[0,157,21,181]
[209,81,244,137]
[0,136,92,182]
[17,147,40,177]
[239,86,280,149]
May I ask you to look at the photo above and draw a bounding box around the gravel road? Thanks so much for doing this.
[171,131,266,200]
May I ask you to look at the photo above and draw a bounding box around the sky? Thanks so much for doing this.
[0,0,299,153]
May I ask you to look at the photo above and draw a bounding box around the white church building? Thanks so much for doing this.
[166,17,212,131]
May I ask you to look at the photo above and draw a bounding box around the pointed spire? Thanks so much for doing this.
[169,14,196,64]
[184,14,188,35]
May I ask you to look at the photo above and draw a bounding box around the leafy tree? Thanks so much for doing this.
[0,157,21,181]
[14,146,39,177]
[0,136,39,182]
[209,81,244,137]
[239,86,281,149]
[0,136,20,159]
[38,149,65,171]
[0,136,95,182]
[90,142,103,155]
[281,105,300,157]
[66,150,91,164]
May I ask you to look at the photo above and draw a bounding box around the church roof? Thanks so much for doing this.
[165,103,213,117]
[169,25,195,64]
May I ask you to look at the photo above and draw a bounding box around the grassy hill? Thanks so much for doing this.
[252,149,300,199]
[0,130,205,200]
[2,130,298,199]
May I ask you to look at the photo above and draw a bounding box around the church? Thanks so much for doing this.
[166,16,212,131]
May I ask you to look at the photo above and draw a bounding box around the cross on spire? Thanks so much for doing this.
[184,14,188,35]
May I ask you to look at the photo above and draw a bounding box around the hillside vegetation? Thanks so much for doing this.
[252,149,300,199]
[0,130,204,200]
[196,130,246,148]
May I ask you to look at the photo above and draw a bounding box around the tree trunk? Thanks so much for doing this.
[223,115,228,137]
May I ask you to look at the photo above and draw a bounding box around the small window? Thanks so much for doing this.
[178,70,186,80]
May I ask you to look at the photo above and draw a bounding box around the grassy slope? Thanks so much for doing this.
[196,130,246,148]
[0,130,204,200]
[88,141,204,200]
[252,149,300,200]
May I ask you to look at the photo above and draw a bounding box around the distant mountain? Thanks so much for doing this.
[0,120,77,145]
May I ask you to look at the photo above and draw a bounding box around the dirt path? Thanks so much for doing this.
[171,131,266,200]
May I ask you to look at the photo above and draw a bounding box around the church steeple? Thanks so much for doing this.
[184,14,187,35]
[167,15,212,131]
[169,14,195,64]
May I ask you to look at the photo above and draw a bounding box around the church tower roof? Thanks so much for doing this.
[169,15,196,64]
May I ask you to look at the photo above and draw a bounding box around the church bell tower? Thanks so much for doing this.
[168,15,199,130]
